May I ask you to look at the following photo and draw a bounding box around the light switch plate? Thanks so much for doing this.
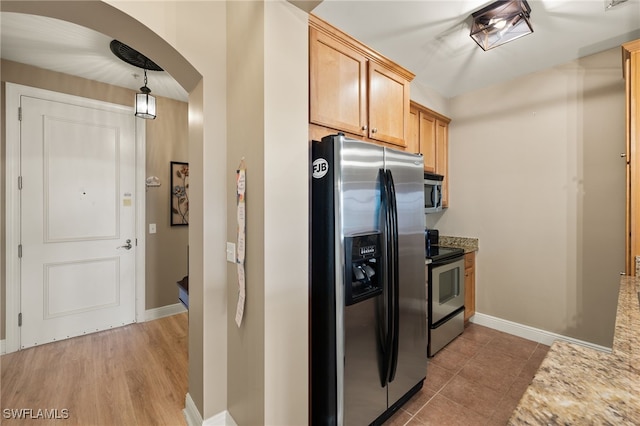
[226,242,236,263]
[149,223,156,234]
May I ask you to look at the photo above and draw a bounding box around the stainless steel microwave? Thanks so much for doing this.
[424,173,444,213]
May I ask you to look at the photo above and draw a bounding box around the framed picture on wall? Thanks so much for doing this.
[171,161,189,226]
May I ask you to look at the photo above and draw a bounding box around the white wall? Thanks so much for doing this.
[264,3,309,424]
[431,47,626,347]
[104,0,229,418]
[411,79,451,117]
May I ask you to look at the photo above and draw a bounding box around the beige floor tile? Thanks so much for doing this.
[401,386,436,415]
[424,362,455,393]
[457,356,518,392]
[490,333,539,360]
[438,374,504,418]
[411,394,489,426]
[383,324,545,425]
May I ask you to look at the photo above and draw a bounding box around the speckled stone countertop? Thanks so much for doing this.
[509,276,640,425]
[439,235,478,253]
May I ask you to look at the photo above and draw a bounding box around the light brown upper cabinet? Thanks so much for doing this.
[309,14,414,148]
[408,101,451,207]
[436,118,449,207]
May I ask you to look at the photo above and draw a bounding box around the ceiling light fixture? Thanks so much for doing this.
[135,69,156,120]
[605,0,629,10]
[109,40,163,119]
[470,0,533,51]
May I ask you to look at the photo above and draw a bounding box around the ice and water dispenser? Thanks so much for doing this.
[345,232,383,306]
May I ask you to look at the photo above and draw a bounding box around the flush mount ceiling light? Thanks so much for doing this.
[110,39,163,119]
[470,0,533,51]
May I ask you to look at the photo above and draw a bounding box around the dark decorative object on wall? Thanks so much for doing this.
[171,161,189,226]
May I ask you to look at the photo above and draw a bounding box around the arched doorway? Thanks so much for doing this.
[0,0,225,422]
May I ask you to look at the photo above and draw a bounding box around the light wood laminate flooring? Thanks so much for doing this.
[1,313,188,425]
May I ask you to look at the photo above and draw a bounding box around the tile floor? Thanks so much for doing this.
[385,323,549,425]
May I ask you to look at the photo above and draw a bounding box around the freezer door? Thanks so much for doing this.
[338,137,385,235]
[384,148,428,406]
[344,295,387,424]
[338,137,388,424]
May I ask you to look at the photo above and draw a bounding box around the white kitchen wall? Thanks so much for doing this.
[431,47,626,347]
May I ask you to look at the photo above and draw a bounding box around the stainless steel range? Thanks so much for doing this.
[426,230,465,357]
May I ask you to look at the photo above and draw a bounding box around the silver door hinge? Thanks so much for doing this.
[18,313,22,327]
[18,244,22,258]
[18,107,22,121]
[18,176,23,190]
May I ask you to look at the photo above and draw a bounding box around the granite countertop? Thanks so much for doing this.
[439,235,479,253]
[509,276,640,425]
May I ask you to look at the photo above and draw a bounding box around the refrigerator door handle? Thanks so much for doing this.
[386,170,400,383]
[379,169,393,388]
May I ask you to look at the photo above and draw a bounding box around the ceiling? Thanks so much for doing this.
[2,1,640,102]
[313,0,640,98]
[0,12,189,101]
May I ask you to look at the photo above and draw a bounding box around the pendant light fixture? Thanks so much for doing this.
[135,69,156,119]
[109,40,163,119]
[470,0,533,51]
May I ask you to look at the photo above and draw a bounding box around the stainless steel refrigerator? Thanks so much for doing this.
[311,134,427,425]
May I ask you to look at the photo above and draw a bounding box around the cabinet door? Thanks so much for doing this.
[435,119,449,207]
[309,28,367,137]
[407,106,420,155]
[419,111,436,173]
[368,62,409,147]
[464,252,475,322]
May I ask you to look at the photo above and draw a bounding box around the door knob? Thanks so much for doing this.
[118,239,132,250]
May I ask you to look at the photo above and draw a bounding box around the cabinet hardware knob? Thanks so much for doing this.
[362,125,367,131]
[372,128,378,134]
[621,153,627,157]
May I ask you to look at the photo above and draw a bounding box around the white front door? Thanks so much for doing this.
[19,93,137,349]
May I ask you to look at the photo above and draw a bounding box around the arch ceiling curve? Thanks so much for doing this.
[0,0,202,95]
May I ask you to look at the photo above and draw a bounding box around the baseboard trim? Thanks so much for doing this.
[203,410,238,426]
[184,393,203,426]
[1,339,6,355]
[144,303,187,322]
[183,394,238,426]
[471,313,612,353]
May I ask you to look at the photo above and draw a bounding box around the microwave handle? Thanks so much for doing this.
[431,185,437,208]
[437,185,443,207]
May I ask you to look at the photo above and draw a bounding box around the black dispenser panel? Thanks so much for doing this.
[345,233,383,306]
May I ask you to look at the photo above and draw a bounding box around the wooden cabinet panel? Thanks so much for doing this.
[309,27,367,137]
[309,14,414,149]
[407,106,419,155]
[368,62,409,147]
[464,252,475,322]
[623,39,640,275]
[436,119,449,207]
[410,101,450,204]
[419,111,436,173]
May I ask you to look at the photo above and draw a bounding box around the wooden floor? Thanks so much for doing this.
[1,313,188,425]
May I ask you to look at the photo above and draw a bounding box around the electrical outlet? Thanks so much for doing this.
[226,242,236,263]
[149,223,156,234]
